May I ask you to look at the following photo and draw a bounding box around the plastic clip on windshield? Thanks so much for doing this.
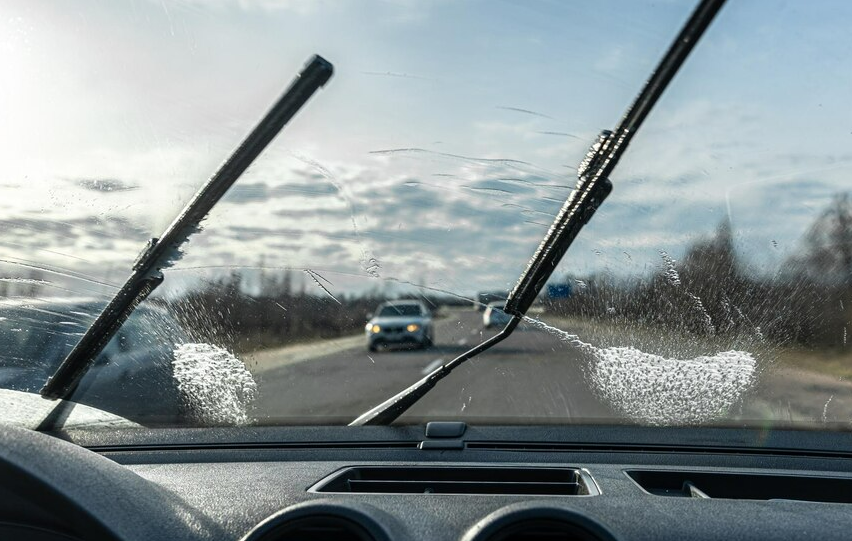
[40,55,334,401]
[349,0,726,426]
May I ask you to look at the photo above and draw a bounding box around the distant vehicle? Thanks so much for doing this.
[0,299,190,425]
[475,291,508,311]
[365,300,433,351]
[483,301,512,329]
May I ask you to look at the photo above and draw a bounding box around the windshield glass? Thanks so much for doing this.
[1,0,850,430]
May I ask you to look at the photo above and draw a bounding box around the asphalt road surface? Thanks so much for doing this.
[250,310,615,424]
[248,309,852,425]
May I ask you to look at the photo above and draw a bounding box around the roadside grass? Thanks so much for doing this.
[235,329,359,354]
[537,312,852,381]
[775,348,852,380]
[535,313,767,357]
[535,312,852,423]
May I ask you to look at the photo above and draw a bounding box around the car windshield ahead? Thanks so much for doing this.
[378,305,423,318]
[1,1,850,430]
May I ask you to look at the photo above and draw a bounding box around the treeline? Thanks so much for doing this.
[545,193,852,351]
[165,270,456,353]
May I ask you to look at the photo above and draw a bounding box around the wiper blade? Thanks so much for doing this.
[504,130,613,317]
[41,55,334,400]
[349,0,726,426]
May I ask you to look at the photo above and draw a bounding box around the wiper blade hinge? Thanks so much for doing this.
[41,55,334,400]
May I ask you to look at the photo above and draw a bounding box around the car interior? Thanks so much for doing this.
[3,0,851,539]
[4,422,852,540]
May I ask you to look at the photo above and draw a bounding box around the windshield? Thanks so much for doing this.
[1,1,850,430]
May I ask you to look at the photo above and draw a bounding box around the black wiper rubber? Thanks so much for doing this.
[41,55,334,400]
[350,0,725,426]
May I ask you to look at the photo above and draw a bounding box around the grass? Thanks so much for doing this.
[775,348,852,380]
[537,312,852,379]
[535,313,765,358]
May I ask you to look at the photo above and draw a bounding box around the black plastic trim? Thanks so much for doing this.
[87,441,419,453]
[61,425,852,463]
[460,501,618,541]
[309,465,600,496]
[625,469,852,503]
[465,441,852,459]
[419,440,465,450]
[239,500,394,541]
[425,422,467,438]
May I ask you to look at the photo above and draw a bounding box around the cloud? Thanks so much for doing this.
[6,132,850,300]
[75,178,139,193]
[163,0,324,14]
[308,242,350,258]
[225,225,281,241]
[223,183,272,204]
[3,93,850,299]
[161,0,436,19]
[223,178,339,206]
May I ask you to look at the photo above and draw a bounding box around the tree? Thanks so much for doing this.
[680,218,738,285]
[789,192,852,286]
[780,192,852,348]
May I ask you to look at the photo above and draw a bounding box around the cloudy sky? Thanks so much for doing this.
[1,0,851,301]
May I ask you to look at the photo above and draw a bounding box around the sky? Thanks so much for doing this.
[1,0,851,301]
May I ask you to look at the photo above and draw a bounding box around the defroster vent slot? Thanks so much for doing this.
[627,470,852,503]
[311,466,599,495]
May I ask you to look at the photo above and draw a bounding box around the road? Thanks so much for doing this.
[247,309,852,425]
[249,310,614,424]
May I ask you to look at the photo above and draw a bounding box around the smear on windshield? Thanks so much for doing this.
[172,343,257,425]
[524,317,756,425]
[588,347,755,425]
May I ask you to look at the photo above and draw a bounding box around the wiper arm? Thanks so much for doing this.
[41,55,334,400]
[349,0,726,426]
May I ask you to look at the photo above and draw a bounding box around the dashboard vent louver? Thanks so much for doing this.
[627,470,852,503]
[311,466,599,495]
[256,516,373,541]
[480,519,604,541]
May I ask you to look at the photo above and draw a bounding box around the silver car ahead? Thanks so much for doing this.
[365,301,434,351]
[483,301,512,329]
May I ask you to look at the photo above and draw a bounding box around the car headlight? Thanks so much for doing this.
[370,324,381,334]
[406,324,420,332]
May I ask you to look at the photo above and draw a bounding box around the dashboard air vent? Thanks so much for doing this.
[482,519,604,541]
[627,470,852,503]
[312,466,599,495]
[255,516,373,541]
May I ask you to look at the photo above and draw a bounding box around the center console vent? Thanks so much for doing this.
[462,503,616,541]
[242,503,390,541]
[257,516,372,541]
[478,519,605,541]
[312,466,599,495]
[627,470,852,503]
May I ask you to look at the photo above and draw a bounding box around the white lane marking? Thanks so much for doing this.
[421,358,445,375]
[470,329,480,335]
[456,338,468,346]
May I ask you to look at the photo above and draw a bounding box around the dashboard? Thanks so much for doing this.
[3,423,852,540]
